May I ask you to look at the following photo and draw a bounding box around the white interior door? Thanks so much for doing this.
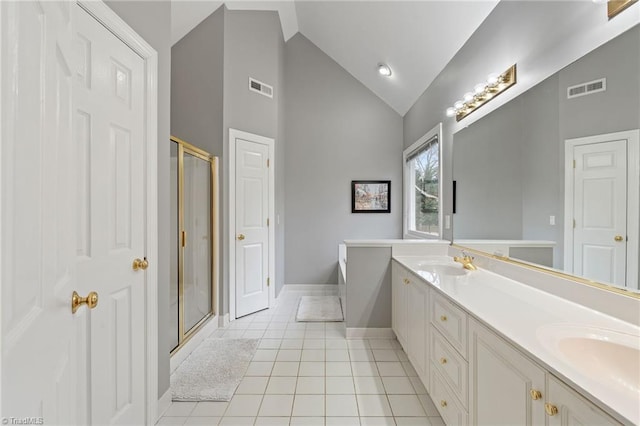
[572,139,627,286]
[1,1,80,422]
[235,138,270,318]
[74,5,146,424]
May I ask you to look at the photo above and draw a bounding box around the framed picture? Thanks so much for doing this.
[351,180,391,213]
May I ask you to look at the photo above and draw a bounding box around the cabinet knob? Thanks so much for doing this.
[530,389,542,400]
[440,357,447,365]
[403,278,410,285]
[440,400,447,408]
[440,315,447,321]
[544,403,558,416]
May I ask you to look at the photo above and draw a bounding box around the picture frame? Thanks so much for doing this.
[351,180,391,213]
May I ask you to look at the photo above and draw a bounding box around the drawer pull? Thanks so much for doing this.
[440,400,447,408]
[440,357,447,364]
[530,389,542,400]
[403,278,410,285]
[544,403,558,416]
[440,315,447,321]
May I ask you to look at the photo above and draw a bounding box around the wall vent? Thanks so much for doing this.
[249,77,273,99]
[567,78,606,99]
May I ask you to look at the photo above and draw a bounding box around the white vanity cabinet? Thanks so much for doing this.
[391,261,409,348]
[546,376,620,426]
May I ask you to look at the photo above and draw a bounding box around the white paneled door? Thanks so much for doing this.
[74,5,146,424]
[234,135,271,318]
[1,2,79,422]
[572,139,627,286]
[1,2,152,424]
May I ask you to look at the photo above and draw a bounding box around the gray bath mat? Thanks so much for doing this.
[296,296,344,322]
[171,338,259,401]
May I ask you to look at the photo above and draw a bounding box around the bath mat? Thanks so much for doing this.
[296,296,344,322]
[171,338,259,401]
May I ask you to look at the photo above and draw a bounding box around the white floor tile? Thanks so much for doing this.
[303,339,325,349]
[280,339,304,349]
[326,377,355,394]
[326,394,359,416]
[295,376,325,394]
[184,417,221,426]
[289,417,324,426]
[306,323,325,330]
[347,340,370,349]
[326,361,352,376]
[359,417,395,425]
[245,361,274,376]
[418,394,440,417]
[351,362,379,377]
[349,350,375,361]
[401,362,418,377]
[372,349,399,362]
[354,377,385,394]
[266,376,297,394]
[377,362,406,377]
[218,417,255,426]
[276,349,302,362]
[259,395,294,417]
[191,402,229,417]
[263,330,286,339]
[409,377,427,395]
[271,361,300,376]
[368,340,394,349]
[381,377,415,395]
[156,417,188,425]
[301,349,325,361]
[225,395,263,417]
[283,330,306,339]
[243,330,265,339]
[255,417,290,425]
[326,350,350,361]
[394,417,432,425]
[325,340,348,350]
[164,402,197,417]
[298,361,325,376]
[292,394,325,417]
[235,376,269,395]
[356,395,393,417]
[253,350,278,362]
[326,417,360,426]
[395,350,409,362]
[259,339,282,350]
[388,395,425,417]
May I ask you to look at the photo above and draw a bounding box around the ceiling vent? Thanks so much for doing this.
[249,77,273,99]
[567,78,606,99]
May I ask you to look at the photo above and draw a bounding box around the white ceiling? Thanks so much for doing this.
[171,0,499,115]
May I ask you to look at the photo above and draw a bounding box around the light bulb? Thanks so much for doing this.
[474,83,486,94]
[446,107,456,117]
[463,92,474,103]
[378,64,392,77]
[454,100,464,110]
[487,73,499,85]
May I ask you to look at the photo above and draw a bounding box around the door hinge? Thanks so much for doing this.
[267,159,270,168]
[267,277,270,287]
[573,160,576,169]
[267,218,270,227]
[181,231,187,247]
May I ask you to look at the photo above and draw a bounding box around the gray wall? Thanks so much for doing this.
[284,34,403,284]
[451,27,639,269]
[105,0,172,398]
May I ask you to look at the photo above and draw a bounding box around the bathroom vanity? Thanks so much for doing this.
[391,254,638,426]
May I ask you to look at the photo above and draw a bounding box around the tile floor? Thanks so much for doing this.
[159,288,445,426]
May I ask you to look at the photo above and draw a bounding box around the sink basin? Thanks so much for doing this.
[537,324,640,398]
[412,262,468,286]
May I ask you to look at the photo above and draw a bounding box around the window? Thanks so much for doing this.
[404,124,442,238]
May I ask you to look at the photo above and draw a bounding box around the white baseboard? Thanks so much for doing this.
[220,313,230,327]
[170,315,219,373]
[346,327,396,339]
[157,388,172,420]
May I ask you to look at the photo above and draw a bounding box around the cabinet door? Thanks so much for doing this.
[407,278,428,379]
[546,376,620,426]
[469,319,546,426]
[391,262,408,347]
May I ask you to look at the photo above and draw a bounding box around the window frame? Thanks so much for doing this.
[403,123,443,239]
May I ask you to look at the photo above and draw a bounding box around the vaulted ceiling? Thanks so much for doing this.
[171,1,499,115]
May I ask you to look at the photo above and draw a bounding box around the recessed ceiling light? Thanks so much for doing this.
[378,63,392,77]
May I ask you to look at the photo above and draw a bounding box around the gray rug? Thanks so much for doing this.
[171,338,259,401]
[296,296,344,322]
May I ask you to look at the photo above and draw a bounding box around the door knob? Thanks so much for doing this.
[237,234,245,241]
[71,291,99,314]
[614,235,624,242]
[132,258,149,271]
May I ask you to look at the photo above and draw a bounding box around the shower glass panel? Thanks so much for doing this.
[170,142,179,351]
[183,152,212,333]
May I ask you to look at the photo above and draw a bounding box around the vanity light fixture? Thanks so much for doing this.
[445,64,517,122]
[378,63,392,77]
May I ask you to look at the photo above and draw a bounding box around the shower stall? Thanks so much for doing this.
[170,136,219,354]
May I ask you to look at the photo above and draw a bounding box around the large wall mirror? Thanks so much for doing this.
[453,24,640,293]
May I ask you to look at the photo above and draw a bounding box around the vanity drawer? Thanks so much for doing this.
[431,367,468,426]
[431,327,469,408]
[431,292,468,357]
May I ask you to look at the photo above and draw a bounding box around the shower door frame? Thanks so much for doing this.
[170,136,219,355]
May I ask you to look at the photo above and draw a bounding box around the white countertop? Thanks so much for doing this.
[454,239,556,247]
[393,255,640,425]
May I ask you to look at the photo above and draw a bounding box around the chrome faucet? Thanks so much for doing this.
[453,251,477,271]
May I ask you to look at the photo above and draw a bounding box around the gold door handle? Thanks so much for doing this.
[530,389,542,400]
[440,315,447,322]
[237,234,245,241]
[133,258,149,271]
[71,291,98,314]
[614,235,624,242]
[440,400,447,408]
[440,357,447,364]
[544,403,558,416]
